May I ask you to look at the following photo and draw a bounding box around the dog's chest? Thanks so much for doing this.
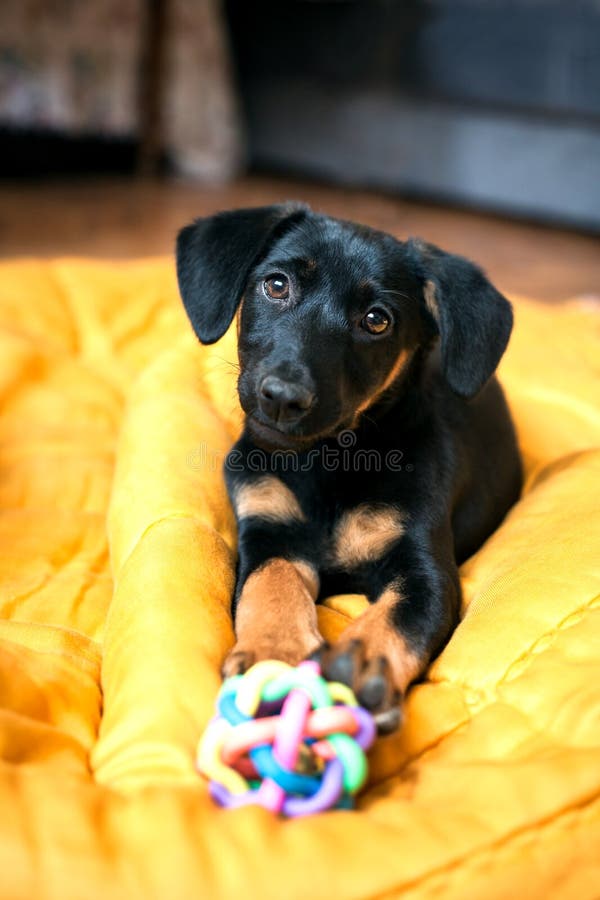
[325,503,406,572]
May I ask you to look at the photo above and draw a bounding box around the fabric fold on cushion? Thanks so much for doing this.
[93,334,239,788]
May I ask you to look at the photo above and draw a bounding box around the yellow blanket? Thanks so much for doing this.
[0,259,598,899]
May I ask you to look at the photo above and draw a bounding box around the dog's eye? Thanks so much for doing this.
[361,307,391,335]
[263,274,290,301]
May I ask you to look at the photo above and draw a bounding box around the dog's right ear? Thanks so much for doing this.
[176,203,308,344]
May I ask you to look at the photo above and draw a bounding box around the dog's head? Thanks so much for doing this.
[177,204,512,450]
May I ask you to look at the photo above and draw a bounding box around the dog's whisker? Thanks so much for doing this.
[361,412,379,431]
[210,353,240,369]
[379,289,413,302]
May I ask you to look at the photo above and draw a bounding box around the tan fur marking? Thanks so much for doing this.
[379,348,411,395]
[424,279,440,322]
[331,504,405,568]
[236,299,244,340]
[291,558,320,598]
[223,558,321,674]
[338,586,423,693]
[354,349,410,418]
[234,476,306,523]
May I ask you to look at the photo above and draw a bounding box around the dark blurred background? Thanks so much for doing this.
[228,0,600,230]
[1,0,599,299]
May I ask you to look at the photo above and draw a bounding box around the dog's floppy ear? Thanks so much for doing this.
[176,203,308,344]
[406,238,513,398]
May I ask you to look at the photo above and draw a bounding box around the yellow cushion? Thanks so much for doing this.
[0,259,598,899]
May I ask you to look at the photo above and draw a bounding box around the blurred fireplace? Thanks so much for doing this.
[226,0,600,231]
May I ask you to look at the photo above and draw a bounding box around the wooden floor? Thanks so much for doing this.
[1,175,599,303]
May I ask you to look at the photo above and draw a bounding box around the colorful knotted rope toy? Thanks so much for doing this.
[196,659,376,817]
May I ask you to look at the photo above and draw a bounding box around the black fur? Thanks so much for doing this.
[177,203,522,728]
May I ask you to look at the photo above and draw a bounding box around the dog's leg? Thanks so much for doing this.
[222,557,322,677]
[318,539,460,733]
[222,471,322,676]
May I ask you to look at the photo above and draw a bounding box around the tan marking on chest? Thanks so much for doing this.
[233,476,306,523]
[331,504,405,568]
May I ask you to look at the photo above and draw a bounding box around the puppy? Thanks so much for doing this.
[176,203,522,732]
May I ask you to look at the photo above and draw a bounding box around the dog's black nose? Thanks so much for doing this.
[259,376,315,424]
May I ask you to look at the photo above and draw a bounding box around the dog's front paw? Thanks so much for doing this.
[313,639,403,735]
[221,648,256,678]
[222,633,324,679]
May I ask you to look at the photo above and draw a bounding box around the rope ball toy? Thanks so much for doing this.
[196,659,376,817]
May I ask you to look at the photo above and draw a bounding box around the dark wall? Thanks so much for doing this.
[227,0,600,229]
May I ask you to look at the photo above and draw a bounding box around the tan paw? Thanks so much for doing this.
[222,632,323,678]
[313,638,403,734]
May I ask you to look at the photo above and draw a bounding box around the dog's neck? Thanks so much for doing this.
[355,342,437,435]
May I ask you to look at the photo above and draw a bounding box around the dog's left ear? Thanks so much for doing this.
[176,203,308,344]
[405,239,513,398]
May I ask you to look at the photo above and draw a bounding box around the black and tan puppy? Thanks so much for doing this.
[176,203,522,732]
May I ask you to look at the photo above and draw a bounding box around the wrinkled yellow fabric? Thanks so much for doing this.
[0,259,598,900]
